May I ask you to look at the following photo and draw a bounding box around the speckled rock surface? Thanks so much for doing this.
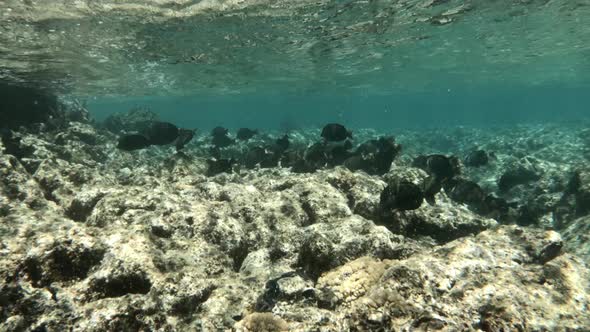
[2,119,590,331]
[310,226,588,331]
[562,215,590,263]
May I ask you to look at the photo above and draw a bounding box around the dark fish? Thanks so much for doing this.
[305,142,329,169]
[236,128,258,141]
[212,134,234,148]
[464,150,488,167]
[275,134,290,152]
[245,146,267,169]
[117,134,151,151]
[321,123,352,142]
[211,126,234,147]
[481,194,517,221]
[144,121,179,146]
[343,140,353,151]
[343,155,366,172]
[175,128,195,151]
[422,176,442,205]
[260,150,279,168]
[245,146,278,169]
[209,146,221,159]
[206,158,235,176]
[423,154,461,180]
[350,136,401,175]
[211,126,229,137]
[445,178,486,206]
[328,145,351,166]
[280,150,303,169]
[412,155,428,169]
[380,179,424,211]
[372,136,401,175]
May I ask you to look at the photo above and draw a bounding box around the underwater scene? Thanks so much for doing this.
[1,0,590,331]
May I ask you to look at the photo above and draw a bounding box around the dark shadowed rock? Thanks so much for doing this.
[464,149,489,167]
[498,157,541,192]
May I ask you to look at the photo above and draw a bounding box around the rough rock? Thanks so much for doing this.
[311,226,589,331]
[570,168,590,217]
[561,215,590,263]
[498,156,542,192]
[380,167,497,243]
[2,120,590,331]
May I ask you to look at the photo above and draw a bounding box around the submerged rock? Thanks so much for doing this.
[1,119,589,331]
[317,226,588,331]
[464,149,489,167]
[498,157,541,192]
[1,130,35,160]
[569,169,590,217]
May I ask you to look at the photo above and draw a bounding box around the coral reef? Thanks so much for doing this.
[1,108,590,330]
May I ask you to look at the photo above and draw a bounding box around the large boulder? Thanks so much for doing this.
[307,226,588,331]
[497,157,542,192]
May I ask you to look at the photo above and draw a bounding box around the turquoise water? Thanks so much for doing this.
[3,2,590,330]
[88,84,589,130]
[1,0,590,118]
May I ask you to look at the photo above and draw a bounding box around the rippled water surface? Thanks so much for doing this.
[1,0,590,97]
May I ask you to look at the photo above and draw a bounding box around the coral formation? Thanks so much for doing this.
[1,107,590,330]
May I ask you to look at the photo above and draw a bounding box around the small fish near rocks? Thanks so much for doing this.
[175,128,196,151]
[207,157,235,176]
[144,121,179,146]
[380,179,424,212]
[117,133,151,151]
[116,121,194,151]
[275,134,290,153]
[211,126,234,148]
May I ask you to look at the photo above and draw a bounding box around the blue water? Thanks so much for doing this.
[88,83,589,131]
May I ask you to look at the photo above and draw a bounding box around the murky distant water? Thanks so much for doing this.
[87,83,590,130]
[1,0,589,125]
